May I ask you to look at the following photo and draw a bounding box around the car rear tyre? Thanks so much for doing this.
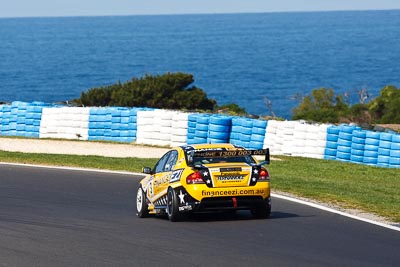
[251,198,271,219]
[136,185,149,218]
[166,187,183,222]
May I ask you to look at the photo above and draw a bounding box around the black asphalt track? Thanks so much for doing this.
[0,163,399,267]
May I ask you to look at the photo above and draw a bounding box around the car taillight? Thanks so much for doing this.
[186,171,205,184]
[258,168,270,181]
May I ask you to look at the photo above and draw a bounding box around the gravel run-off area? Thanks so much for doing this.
[0,137,169,158]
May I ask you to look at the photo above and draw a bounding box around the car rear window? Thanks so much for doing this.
[189,154,256,165]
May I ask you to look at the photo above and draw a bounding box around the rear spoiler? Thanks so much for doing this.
[187,148,270,167]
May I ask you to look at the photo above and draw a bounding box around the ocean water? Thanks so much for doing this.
[1,10,400,119]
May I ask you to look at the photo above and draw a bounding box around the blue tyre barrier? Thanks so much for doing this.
[365,138,380,146]
[380,133,393,142]
[351,149,364,156]
[111,117,121,123]
[252,119,267,128]
[378,155,390,164]
[187,114,198,143]
[129,115,137,123]
[111,124,120,130]
[340,125,357,133]
[209,131,229,139]
[111,131,120,137]
[195,130,208,138]
[210,116,231,126]
[390,150,400,157]
[378,148,391,156]
[352,137,365,144]
[119,124,129,131]
[337,145,351,153]
[252,127,266,135]
[337,139,352,147]
[128,123,137,129]
[230,132,240,140]
[120,130,129,137]
[196,115,210,124]
[103,122,112,129]
[240,133,252,142]
[208,124,230,132]
[231,125,241,132]
[249,142,264,150]
[208,115,231,143]
[121,117,130,124]
[377,163,390,168]
[364,144,379,151]
[324,148,337,156]
[208,138,227,144]
[240,119,253,128]
[379,140,392,149]
[187,139,197,145]
[187,132,195,138]
[327,126,340,135]
[365,131,380,139]
[351,143,365,150]
[326,134,339,142]
[338,132,353,141]
[240,126,252,135]
[188,114,198,122]
[353,130,366,138]
[363,157,378,165]
[230,118,243,145]
[336,151,351,160]
[111,109,121,117]
[392,135,400,143]
[326,141,338,149]
[120,110,130,117]
[391,142,400,150]
[389,157,400,166]
[2,104,400,168]
[364,150,378,158]
[251,134,265,142]
[350,155,363,163]
[196,124,209,131]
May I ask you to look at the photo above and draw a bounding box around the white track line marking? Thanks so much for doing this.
[272,193,400,232]
[0,162,140,176]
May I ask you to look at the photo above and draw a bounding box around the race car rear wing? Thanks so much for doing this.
[187,148,270,167]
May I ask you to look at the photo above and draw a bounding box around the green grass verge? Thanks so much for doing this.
[1,150,399,223]
[0,150,158,173]
[270,156,400,223]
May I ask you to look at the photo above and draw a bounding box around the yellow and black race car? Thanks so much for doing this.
[136,143,271,221]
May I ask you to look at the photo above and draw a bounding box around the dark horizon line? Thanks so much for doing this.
[0,8,399,20]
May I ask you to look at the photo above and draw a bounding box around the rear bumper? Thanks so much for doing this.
[184,182,270,200]
[198,196,268,211]
[171,185,270,213]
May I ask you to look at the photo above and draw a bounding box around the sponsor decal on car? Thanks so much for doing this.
[178,205,193,211]
[194,148,268,158]
[220,167,242,172]
[201,188,266,197]
[216,174,245,183]
[170,169,184,183]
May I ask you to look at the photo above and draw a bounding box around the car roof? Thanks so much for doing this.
[176,143,238,151]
